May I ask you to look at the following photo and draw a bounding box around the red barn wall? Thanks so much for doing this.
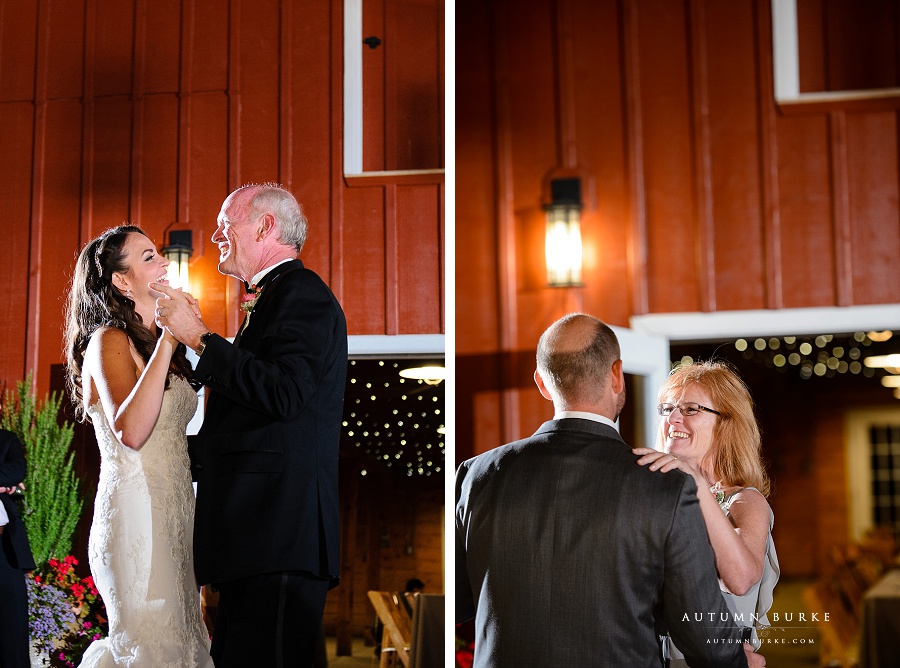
[0,0,445,396]
[457,0,900,450]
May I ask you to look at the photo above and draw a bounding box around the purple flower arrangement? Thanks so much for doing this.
[26,575,75,654]
[27,556,109,667]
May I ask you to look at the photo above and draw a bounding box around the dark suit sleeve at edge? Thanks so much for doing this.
[193,277,345,421]
[455,461,476,624]
[0,431,27,488]
[663,475,748,668]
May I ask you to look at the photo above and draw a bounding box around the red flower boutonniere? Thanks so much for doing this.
[240,285,261,314]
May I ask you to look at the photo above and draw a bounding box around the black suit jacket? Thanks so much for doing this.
[190,259,348,586]
[0,430,36,572]
[456,418,748,668]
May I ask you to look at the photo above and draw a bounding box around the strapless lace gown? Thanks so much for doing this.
[79,376,213,668]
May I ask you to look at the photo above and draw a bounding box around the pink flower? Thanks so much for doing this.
[93,634,101,641]
[84,621,93,629]
[240,286,262,314]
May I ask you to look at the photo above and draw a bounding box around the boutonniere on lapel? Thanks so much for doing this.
[240,284,262,315]
[239,284,264,333]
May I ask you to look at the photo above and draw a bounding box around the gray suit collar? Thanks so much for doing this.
[534,418,625,443]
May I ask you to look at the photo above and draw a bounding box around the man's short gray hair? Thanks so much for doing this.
[244,182,308,252]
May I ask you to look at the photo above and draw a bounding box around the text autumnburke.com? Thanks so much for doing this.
[707,638,817,645]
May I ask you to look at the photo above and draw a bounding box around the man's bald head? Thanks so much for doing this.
[536,314,622,411]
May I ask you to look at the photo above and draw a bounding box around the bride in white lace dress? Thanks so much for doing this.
[65,226,213,668]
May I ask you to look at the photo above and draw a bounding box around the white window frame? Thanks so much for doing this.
[771,0,900,104]
[631,304,900,342]
[846,408,900,542]
[343,0,446,177]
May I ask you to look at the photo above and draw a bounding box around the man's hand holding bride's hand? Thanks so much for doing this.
[149,282,208,353]
[632,447,707,491]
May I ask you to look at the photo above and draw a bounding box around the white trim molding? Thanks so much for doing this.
[610,325,671,449]
[631,304,900,342]
[348,334,445,357]
[771,0,800,101]
[344,0,364,175]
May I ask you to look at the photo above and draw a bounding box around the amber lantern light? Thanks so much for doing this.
[545,177,583,287]
[161,229,193,291]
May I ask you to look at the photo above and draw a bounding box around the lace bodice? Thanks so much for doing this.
[80,375,212,668]
[88,375,197,484]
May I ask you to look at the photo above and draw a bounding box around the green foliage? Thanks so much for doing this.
[1,373,82,568]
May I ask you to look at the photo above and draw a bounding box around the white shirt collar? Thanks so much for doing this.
[250,258,294,288]
[554,410,620,432]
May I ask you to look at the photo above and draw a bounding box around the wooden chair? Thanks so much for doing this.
[368,591,414,668]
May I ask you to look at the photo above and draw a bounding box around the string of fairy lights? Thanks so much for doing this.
[341,359,445,477]
[674,330,900,399]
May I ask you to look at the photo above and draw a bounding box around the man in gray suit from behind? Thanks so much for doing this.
[456,314,758,667]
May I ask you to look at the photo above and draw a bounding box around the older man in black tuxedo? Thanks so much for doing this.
[456,314,762,668]
[153,183,348,668]
[0,430,36,668]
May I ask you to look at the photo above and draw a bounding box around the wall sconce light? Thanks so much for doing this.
[161,229,193,291]
[545,177,583,287]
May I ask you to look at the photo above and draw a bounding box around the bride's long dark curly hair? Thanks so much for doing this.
[64,225,195,421]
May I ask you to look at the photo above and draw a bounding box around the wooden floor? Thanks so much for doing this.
[325,636,380,668]
[759,578,821,667]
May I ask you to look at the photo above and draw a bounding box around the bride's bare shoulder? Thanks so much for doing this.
[83,328,143,409]
[84,327,138,377]
[86,327,130,354]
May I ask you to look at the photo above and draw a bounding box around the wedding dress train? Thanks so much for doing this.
[79,375,212,668]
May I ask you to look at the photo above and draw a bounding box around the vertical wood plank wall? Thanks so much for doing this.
[456,0,900,577]
[457,0,900,450]
[0,0,445,396]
